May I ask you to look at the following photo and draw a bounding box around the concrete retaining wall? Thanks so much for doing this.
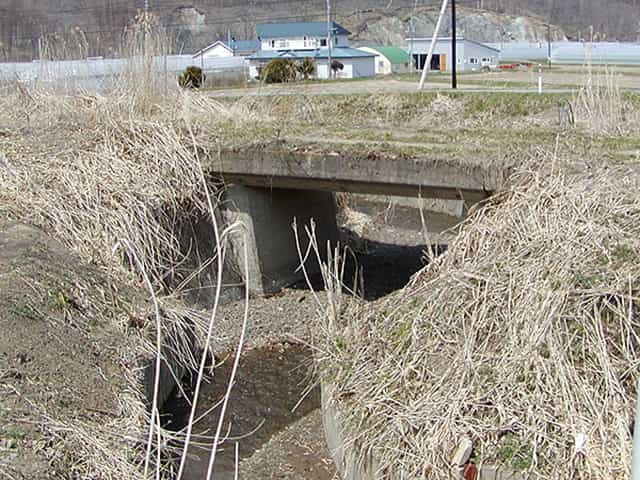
[143,322,196,410]
[321,382,380,480]
[322,381,523,480]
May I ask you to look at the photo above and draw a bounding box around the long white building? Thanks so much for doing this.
[406,37,500,72]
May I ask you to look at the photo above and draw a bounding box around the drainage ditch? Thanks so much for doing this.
[158,195,461,479]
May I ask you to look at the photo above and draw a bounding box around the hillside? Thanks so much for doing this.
[1,0,638,61]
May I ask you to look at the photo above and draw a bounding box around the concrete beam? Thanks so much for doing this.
[222,185,339,295]
[209,147,498,203]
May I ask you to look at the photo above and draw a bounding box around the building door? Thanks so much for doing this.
[440,54,447,71]
[430,54,441,71]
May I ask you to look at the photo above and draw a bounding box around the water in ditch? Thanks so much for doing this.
[164,196,461,479]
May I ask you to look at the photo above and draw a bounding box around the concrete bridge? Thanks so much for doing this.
[208,146,500,294]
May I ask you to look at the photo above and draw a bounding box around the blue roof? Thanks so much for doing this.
[249,47,374,60]
[256,22,350,39]
[228,39,260,52]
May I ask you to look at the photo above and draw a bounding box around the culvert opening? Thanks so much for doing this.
[293,195,457,300]
[158,194,463,479]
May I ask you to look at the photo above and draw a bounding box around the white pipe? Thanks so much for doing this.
[418,0,449,90]
[538,65,543,94]
[632,378,640,480]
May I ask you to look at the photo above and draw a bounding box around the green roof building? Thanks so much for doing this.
[358,46,411,75]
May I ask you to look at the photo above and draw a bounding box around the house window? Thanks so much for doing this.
[303,36,307,47]
[335,37,339,45]
[320,39,327,47]
[481,57,490,63]
[270,40,275,48]
[378,61,385,68]
[469,58,479,64]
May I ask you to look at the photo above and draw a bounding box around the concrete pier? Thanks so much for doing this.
[222,185,339,295]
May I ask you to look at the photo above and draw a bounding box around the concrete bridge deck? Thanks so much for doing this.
[208,146,502,294]
[210,146,499,203]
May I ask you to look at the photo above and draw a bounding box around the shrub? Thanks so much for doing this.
[178,66,205,89]
[331,59,344,73]
[298,57,316,80]
[261,58,298,83]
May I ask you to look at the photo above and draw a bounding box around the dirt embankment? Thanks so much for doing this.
[0,222,149,480]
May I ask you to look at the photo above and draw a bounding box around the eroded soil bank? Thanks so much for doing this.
[0,222,149,479]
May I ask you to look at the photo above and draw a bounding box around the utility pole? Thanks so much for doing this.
[418,0,449,90]
[547,0,555,67]
[409,0,418,74]
[451,0,457,89]
[326,0,332,80]
[409,17,415,73]
[547,23,551,67]
[143,0,149,58]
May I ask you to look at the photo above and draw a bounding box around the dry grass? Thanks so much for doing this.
[0,51,264,478]
[574,68,640,135]
[0,87,266,289]
[317,149,640,479]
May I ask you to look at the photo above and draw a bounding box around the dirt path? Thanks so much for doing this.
[206,78,575,98]
[239,409,337,480]
[178,343,332,480]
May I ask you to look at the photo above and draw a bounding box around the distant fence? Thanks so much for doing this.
[487,41,640,66]
[0,55,249,92]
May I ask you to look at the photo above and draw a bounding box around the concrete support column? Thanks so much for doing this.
[222,186,339,295]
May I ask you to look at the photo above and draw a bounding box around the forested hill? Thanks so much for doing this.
[1,0,638,61]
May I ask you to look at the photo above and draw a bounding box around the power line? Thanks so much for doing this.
[3,0,141,18]
[7,11,332,43]
[451,0,457,89]
[6,0,473,20]
[4,0,485,47]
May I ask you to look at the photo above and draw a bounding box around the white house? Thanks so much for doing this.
[193,39,260,59]
[249,48,375,80]
[193,41,233,59]
[406,37,500,72]
[257,21,351,52]
[357,46,411,75]
[249,22,375,80]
